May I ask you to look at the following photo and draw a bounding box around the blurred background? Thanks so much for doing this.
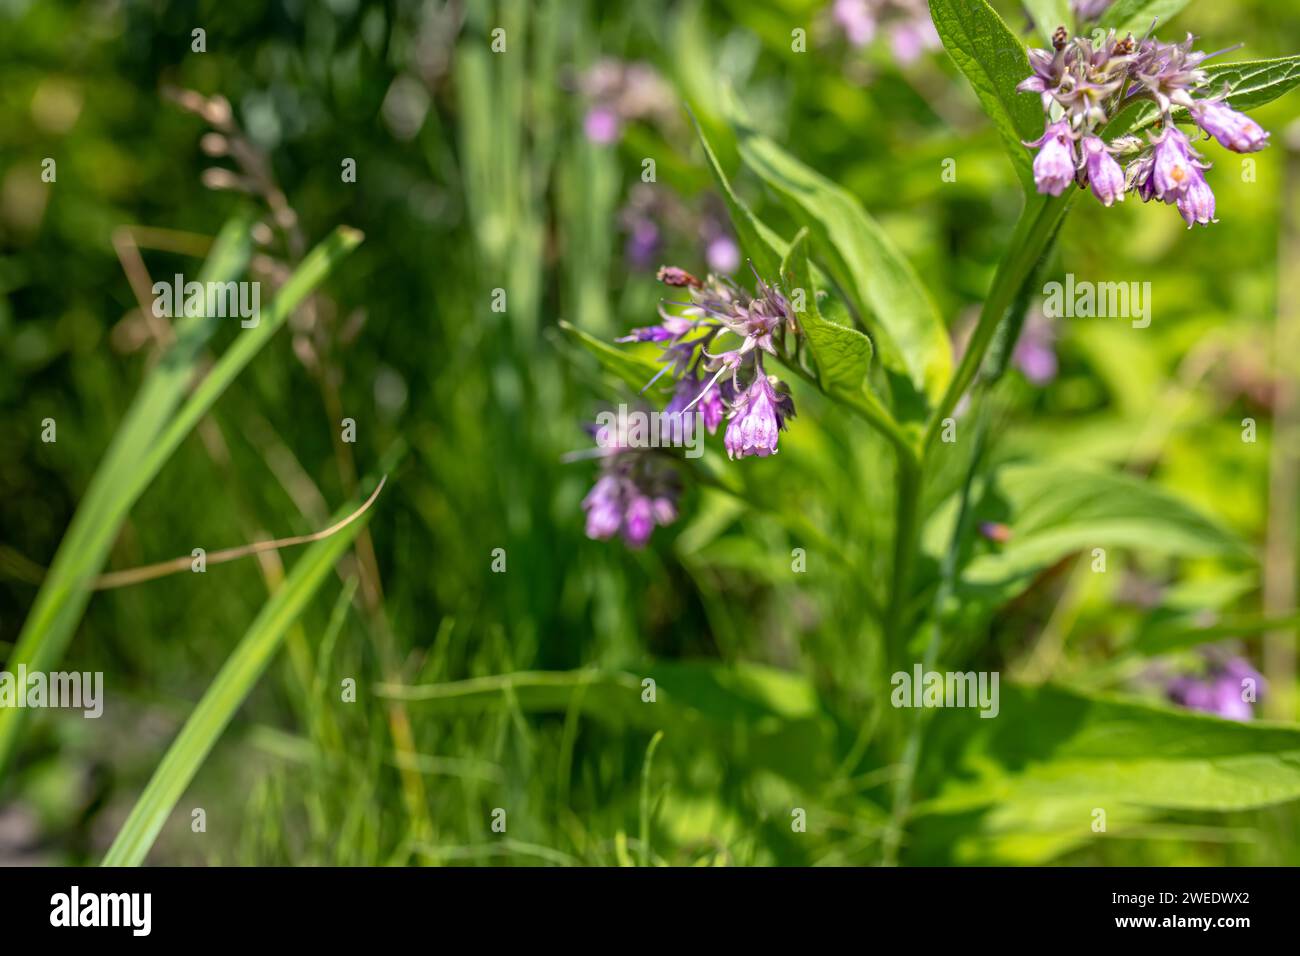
[2,0,1299,865]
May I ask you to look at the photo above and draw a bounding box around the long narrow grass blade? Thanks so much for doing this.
[0,221,363,782]
[0,215,251,780]
[101,483,378,867]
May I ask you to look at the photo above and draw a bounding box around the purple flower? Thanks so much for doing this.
[1192,100,1270,153]
[1072,0,1115,19]
[1152,127,1209,202]
[705,234,741,274]
[889,18,940,64]
[669,370,727,434]
[1126,153,1158,202]
[1166,655,1265,721]
[623,495,655,547]
[624,219,660,269]
[583,106,621,145]
[583,475,626,540]
[1082,136,1126,206]
[1176,175,1217,228]
[616,313,696,343]
[725,374,794,460]
[832,0,876,48]
[663,372,726,440]
[832,0,938,63]
[579,446,681,549]
[578,58,674,144]
[1018,25,1272,225]
[1026,120,1078,196]
[651,496,677,525]
[1018,47,1067,112]
[1013,312,1058,385]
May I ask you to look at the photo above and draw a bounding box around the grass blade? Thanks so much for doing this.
[101,482,379,867]
[0,221,362,782]
[0,216,251,779]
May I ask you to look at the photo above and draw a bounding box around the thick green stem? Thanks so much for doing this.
[879,192,1070,863]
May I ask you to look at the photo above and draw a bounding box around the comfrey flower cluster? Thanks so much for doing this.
[580,419,682,549]
[831,0,940,64]
[579,265,801,548]
[578,58,676,146]
[1019,27,1270,226]
[622,265,799,461]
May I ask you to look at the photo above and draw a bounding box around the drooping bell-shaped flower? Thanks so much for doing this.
[724,373,794,460]
[582,475,626,541]
[622,494,655,548]
[1082,136,1126,206]
[1026,120,1078,196]
[1192,99,1270,153]
[1176,175,1217,227]
[1151,126,1210,202]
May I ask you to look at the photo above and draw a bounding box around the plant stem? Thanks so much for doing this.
[879,191,1070,863]
[884,450,923,663]
[881,387,995,865]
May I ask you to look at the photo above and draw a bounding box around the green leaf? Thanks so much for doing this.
[1197,56,1300,112]
[956,463,1251,603]
[101,484,378,866]
[913,684,1300,863]
[911,682,1300,863]
[1129,609,1300,658]
[0,221,362,783]
[735,124,952,405]
[558,319,672,398]
[2,217,249,777]
[376,661,834,786]
[781,230,873,398]
[1100,0,1191,34]
[1023,0,1073,43]
[1108,56,1300,139]
[928,0,1043,192]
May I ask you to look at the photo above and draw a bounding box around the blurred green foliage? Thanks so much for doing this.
[2,0,1300,866]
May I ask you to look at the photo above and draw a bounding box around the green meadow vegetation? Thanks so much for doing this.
[3,0,1300,866]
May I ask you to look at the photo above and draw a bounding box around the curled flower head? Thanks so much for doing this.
[1018,26,1270,223]
[581,259,804,554]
